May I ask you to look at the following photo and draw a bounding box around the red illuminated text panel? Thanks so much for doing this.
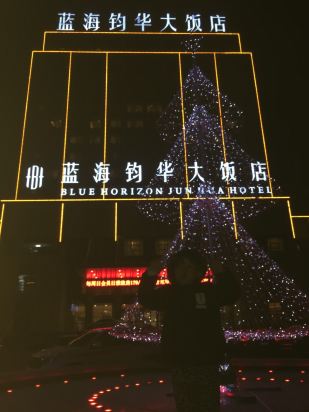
[85,267,213,287]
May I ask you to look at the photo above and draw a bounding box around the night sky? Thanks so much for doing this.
[0,0,308,213]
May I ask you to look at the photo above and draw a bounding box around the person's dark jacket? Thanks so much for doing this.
[138,268,240,366]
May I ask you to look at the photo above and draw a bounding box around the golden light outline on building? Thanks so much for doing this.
[3,30,306,243]
[15,51,34,200]
[178,53,190,196]
[0,203,5,238]
[179,201,184,240]
[237,34,243,53]
[214,53,238,237]
[289,215,309,239]
[60,52,73,196]
[59,52,73,242]
[35,50,247,56]
[231,201,238,239]
[114,202,118,242]
[213,54,228,166]
[102,52,109,199]
[250,53,273,195]
[59,202,65,243]
[43,31,242,53]
[1,196,292,203]
[287,200,296,239]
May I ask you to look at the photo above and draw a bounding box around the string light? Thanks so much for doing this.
[112,194,308,342]
[139,62,275,222]
[86,375,236,410]
[113,59,308,343]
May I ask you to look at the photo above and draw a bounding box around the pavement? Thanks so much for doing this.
[0,368,308,412]
[0,338,308,411]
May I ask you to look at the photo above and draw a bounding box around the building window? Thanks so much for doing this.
[50,120,63,128]
[89,136,101,144]
[268,302,282,315]
[146,104,162,113]
[18,274,36,293]
[69,136,79,144]
[127,104,143,113]
[93,303,113,321]
[127,120,144,129]
[144,310,160,327]
[28,243,49,253]
[155,239,171,256]
[71,304,86,331]
[110,119,122,128]
[267,237,284,252]
[110,135,119,144]
[90,120,102,129]
[124,240,144,256]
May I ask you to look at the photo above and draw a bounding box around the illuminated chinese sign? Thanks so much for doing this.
[85,267,213,288]
[25,160,271,198]
[57,12,227,33]
[0,21,306,244]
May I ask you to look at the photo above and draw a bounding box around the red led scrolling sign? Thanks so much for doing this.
[85,267,214,287]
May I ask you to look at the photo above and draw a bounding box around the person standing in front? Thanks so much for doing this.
[138,249,240,412]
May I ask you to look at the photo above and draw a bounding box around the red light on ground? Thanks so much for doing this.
[147,381,153,384]
[64,380,69,384]
[92,377,97,381]
[114,386,120,390]
[225,391,235,398]
[284,378,291,383]
[99,391,105,394]
[269,378,275,382]
[104,409,112,412]
[268,369,273,373]
[135,383,141,387]
[300,379,305,383]
[256,377,262,381]
[125,384,130,388]
[220,385,235,397]
[238,369,242,373]
[300,370,305,374]
[96,406,103,409]
[120,374,125,378]
[241,377,247,381]
[158,380,164,384]
[106,388,112,392]
[35,384,41,388]
[90,402,97,406]
[6,389,13,393]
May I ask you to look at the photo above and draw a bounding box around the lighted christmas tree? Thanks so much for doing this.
[166,196,308,336]
[157,65,243,143]
[111,301,161,343]
[111,61,309,343]
[140,101,271,223]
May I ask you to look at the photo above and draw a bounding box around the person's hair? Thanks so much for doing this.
[167,249,207,283]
